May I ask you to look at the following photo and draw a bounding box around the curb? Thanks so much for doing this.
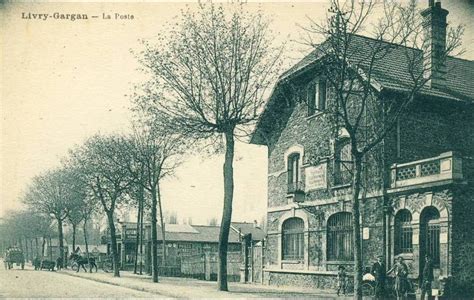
[58,271,348,299]
[59,271,182,298]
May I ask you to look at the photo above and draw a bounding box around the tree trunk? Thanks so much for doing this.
[49,237,52,260]
[35,237,39,258]
[107,211,120,277]
[41,236,46,258]
[30,239,34,262]
[139,199,144,275]
[19,239,24,256]
[157,183,166,269]
[72,224,77,253]
[217,130,235,291]
[57,218,65,264]
[134,188,143,274]
[83,218,91,272]
[24,237,29,262]
[352,156,363,300]
[150,187,159,283]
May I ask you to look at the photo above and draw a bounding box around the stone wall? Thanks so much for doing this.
[360,197,384,267]
[451,182,474,295]
[263,270,353,291]
[387,98,474,167]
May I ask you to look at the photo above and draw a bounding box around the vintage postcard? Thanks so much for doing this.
[1,0,473,298]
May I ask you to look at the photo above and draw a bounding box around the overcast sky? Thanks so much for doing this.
[1,0,473,225]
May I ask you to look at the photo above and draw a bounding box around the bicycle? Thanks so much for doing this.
[101,256,120,273]
[101,257,113,273]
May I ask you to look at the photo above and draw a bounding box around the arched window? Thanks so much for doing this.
[420,207,440,266]
[395,209,413,254]
[335,139,352,185]
[282,218,304,261]
[287,153,300,192]
[327,212,353,261]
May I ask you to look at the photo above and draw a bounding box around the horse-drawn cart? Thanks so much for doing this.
[4,248,25,270]
[69,253,98,273]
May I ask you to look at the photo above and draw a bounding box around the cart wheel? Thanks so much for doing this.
[362,282,375,296]
[72,262,80,272]
[102,263,110,273]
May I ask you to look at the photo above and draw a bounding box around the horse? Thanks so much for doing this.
[40,260,55,271]
[68,253,97,273]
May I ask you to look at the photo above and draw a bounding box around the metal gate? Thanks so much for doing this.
[252,241,263,283]
[242,234,264,284]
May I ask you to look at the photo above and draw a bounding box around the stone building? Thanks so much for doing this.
[250,1,474,296]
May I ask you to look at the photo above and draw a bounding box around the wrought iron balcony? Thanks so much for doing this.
[390,151,462,189]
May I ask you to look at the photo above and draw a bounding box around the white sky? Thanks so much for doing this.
[1,1,473,225]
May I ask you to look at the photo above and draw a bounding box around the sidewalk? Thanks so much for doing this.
[59,269,351,299]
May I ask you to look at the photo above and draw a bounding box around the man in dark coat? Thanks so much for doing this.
[371,256,386,299]
[420,255,434,300]
[56,256,63,270]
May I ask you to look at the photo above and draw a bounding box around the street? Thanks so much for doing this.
[0,263,160,298]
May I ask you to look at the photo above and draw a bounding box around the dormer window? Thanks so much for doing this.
[307,79,327,116]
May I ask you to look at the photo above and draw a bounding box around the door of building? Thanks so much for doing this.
[420,206,441,288]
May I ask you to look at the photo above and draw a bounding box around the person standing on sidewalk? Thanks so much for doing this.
[371,256,386,299]
[336,265,347,296]
[420,255,434,300]
[387,256,409,300]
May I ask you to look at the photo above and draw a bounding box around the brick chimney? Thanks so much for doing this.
[421,0,449,88]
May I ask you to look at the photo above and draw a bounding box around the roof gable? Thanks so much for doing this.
[251,34,474,145]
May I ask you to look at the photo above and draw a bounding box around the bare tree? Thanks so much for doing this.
[67,206,84,256]
[296,1,464,298]
[23,168,78,265]
[79,191,99,272]
[126,182,145,275]
[68,134,131,277]
[124,120,184,283]
[134,3,282,290]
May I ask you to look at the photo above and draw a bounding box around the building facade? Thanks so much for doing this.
[251,2,474,296]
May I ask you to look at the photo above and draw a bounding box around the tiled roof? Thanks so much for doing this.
[157,225,241,244]
[280,34,474,102]
[250,34,473,145]
[117,221,241,243]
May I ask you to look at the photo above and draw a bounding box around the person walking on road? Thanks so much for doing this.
[420,255,434,300]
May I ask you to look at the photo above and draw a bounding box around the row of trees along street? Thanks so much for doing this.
[0,1,464,297]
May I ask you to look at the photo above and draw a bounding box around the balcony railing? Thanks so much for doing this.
[287,180,305,202]
[390,151,462,189]
[287,181,304,193]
